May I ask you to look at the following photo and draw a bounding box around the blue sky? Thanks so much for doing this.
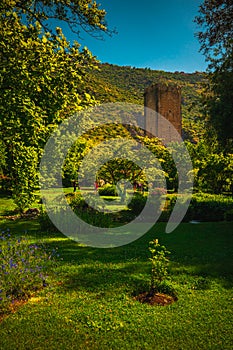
[62,0,207,73]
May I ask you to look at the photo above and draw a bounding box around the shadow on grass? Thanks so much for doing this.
[1,218,233,293]
[0,218,40,235]
[60,262,150,296]
[53,262,233,300]
[45,228,233,294]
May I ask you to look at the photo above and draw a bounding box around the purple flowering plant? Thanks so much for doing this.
[0,229,58,313]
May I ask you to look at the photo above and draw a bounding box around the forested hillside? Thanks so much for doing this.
[87,63,206,142]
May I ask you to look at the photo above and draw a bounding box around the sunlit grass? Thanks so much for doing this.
[0,195,232,349]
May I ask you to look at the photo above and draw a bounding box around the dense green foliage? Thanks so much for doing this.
[127,193,147,215]
[38,190,233,235]
[0,0,107,210]
[127,191,233,222]
[195,0,232,69]
[187,140,233,194]
[1,0,108,37]
[195,0,233,148]
[0,0,232,211]
[163,193,233,222]
[98,184,117,197]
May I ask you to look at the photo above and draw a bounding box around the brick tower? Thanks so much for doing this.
[144,83,182,142]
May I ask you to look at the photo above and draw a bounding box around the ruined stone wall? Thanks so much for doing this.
[144,83,182,142]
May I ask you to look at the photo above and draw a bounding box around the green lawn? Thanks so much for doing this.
[0,195,233,349]
[0,193,17,216]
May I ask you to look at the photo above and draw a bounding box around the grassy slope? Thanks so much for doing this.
[0,194,232,349]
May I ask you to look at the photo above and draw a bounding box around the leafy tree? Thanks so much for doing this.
[195,0,233,148]
[195,0,232,68]
[187,140,233,194]
[72,136,166,191]
[0,0,108,211]
[1,0,108,38]
[62,138,88,187]
[141,137,178,192]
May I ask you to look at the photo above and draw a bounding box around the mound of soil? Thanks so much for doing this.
[135,291,178,306]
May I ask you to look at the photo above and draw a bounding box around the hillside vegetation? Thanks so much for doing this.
[87,63,206,142]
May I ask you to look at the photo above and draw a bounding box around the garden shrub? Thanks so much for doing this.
[162,193,233,222]
[149,239,170,289]
[0,229,58,313]
[149,239,176,297]
[127,193,146,215]
[69,193,114,227]
[74,209,113,228]
[39,193,122,229]
[128,191,164,218]
[187,193,233,221]
[67,192,87,209]
[98,184,117,196]
[224,209,233,221]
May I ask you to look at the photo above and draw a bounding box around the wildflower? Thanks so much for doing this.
[1,228,58,313]
[9,259,17,268]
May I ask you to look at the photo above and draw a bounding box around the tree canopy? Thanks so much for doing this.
[0,0,108,210]
[1,0,109,37]
[195,0,232,70]
[195,0,233,148]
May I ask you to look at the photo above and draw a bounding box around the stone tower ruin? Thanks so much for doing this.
[144,83,182,142]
